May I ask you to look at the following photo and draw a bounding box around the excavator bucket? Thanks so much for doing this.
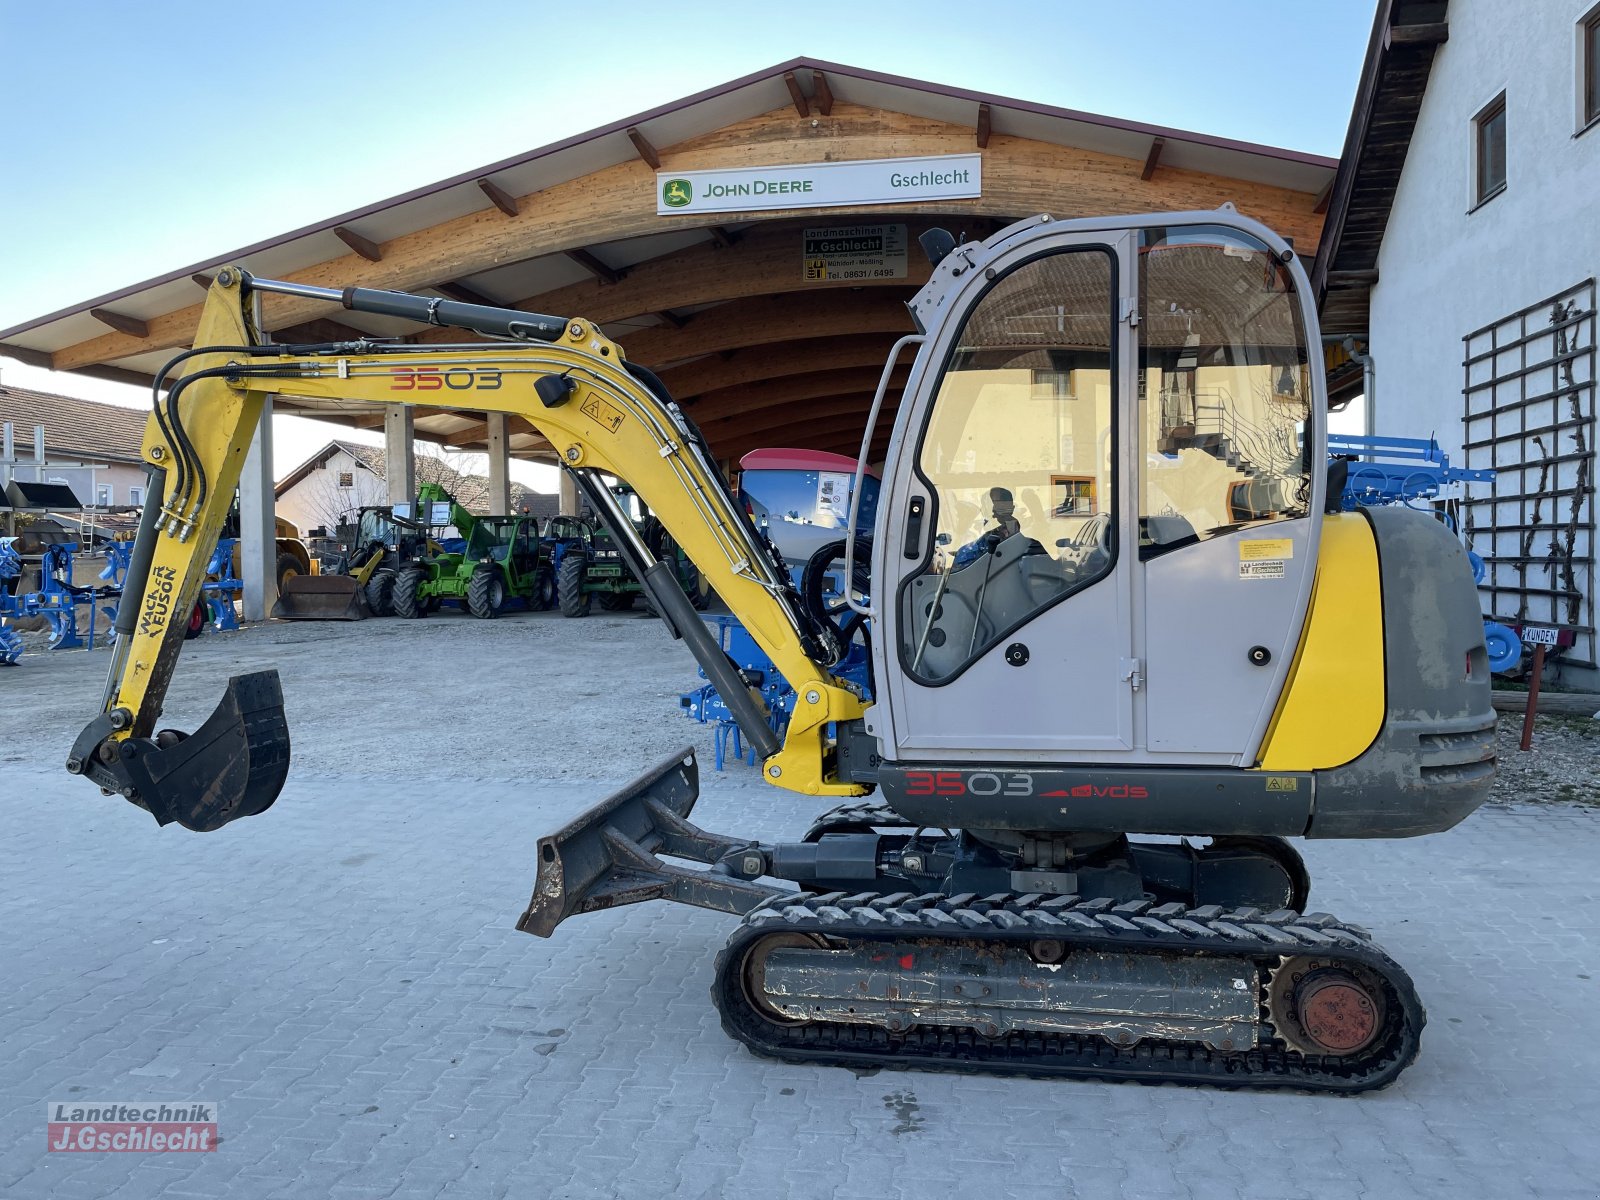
[67,671,291,832]
[516,747,781,938]
[270,574,369,621]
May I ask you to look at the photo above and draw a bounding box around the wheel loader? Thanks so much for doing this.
[272,504,434,619]
[66,210,1496,1093]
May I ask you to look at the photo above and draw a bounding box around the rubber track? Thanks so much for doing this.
[801,800,910,841]
[711,891,1424,1093]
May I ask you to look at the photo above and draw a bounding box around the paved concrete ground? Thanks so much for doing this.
[1,612,1597,1199]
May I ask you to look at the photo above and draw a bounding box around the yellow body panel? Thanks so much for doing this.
[1256,513,1386,771]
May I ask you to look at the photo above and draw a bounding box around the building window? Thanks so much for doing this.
[338,471,354,488]
[1583,5,1600,130]
[1473,92,1507,207]
[95,485,112,507]
[128,486,144,506]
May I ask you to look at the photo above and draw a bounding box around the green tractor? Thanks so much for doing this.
[391,485,553,620]
[548,485,709,617]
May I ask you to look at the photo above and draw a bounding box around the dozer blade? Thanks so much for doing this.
[517,747,783,938]
[270,574,369,621]
[66,671,291,832]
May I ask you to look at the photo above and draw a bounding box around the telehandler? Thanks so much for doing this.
[66,210,1496,1092]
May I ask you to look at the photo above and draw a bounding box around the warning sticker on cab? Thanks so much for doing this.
[1239,538,1293,561]
[579,395,625,434]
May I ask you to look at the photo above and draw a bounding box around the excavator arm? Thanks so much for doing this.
[67,268,868,833]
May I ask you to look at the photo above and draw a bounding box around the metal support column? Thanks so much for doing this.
[486,413,510,512]
[239,395,276,621]
[384,404,415,505]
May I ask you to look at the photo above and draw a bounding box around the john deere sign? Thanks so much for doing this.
[656,154,981,216]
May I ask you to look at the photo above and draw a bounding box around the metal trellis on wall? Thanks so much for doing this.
[1462,279,1596,671]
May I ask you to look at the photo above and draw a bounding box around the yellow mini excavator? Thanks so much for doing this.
[67,210,1496,1092]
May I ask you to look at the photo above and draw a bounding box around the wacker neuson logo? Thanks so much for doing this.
[48,1100,218,1152]
[657,153,981,215]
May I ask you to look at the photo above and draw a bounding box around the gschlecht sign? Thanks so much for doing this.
[658,154,981,216]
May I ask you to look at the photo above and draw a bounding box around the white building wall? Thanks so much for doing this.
[1370,0,1600,682]
[1372,0,1599,446]
[275,449,387,535]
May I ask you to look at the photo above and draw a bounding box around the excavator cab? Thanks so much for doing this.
[69,210,1495,1091]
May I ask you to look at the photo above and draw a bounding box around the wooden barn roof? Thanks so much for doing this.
[1,58,1336,461]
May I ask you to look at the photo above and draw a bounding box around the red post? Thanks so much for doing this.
[1519,642,1546,752]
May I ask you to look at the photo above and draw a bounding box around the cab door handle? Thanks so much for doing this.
[902,496,927,559]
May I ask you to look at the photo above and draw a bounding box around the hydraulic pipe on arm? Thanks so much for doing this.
[68,269,869,837]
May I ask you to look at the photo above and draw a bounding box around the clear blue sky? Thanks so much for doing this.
[0,0,1376,468]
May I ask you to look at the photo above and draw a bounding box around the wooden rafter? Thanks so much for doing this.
[706,226,737,249]
[433,281,499,307]
[89,308,148,338]
[272,316,390,344]
[565,248,625,286]
[783,70,809,118]
[333,226,382,262]
[811,71,833,116]
[1387,22,1448,47]
[662,334,903,403]
[191,273,214,291]
[1141,137,1165,181]
[477,177,520,218]
[617,287,916,369]
[654,309,690,330]
[626,126,660,169]
[1312,177,1334,215]
[976,103,992,149]
[1326,269,1379,288]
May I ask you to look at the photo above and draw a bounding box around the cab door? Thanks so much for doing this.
[873,232,1138,762]
[1132,224,1322,764]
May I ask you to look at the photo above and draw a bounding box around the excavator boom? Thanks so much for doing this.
[68,267,867,831]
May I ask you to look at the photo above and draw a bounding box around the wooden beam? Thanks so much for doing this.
[626,126,660,169]
[617,287,916,369]
[89,308,148,338]
[1326,269,1379,288]
[272,316,390,344]
[1388,22,1448,47]
[706,226,737,249]
[433,281,499,307]
[654,309,690,330]
[811,71,833,116]
[191,273,214,291]
[665,337,906,405]
[693,365,913,425]
[333,226,382,262]
[1312,177,1334,215]
[565,248,625,286]
[1,343,52,368]
[1141,137,1165,181]
[975,103,992,150]
[413,219,949,350]
[783,70,809,118]
[477,177,520,218]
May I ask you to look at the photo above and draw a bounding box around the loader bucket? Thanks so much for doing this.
[66,670,291,832]
[270,574,369,620]
[516,747,782,938]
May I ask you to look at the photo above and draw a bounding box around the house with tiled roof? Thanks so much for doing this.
[274,440,557,536]
[0,379,151,507]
